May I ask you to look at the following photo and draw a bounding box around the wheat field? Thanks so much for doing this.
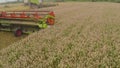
[0,2,120,68]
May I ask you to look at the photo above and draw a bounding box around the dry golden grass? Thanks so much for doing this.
[0,3,29,11]
[0,2,120,68]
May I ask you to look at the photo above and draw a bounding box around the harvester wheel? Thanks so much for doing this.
[14,29,22,37]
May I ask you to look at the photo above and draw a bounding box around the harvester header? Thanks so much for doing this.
[0,10,55,36]
[0,10,55,25]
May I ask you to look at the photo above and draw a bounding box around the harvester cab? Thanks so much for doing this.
[24,0,44,8]
[25,0,57,8]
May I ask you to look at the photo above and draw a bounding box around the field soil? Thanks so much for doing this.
[0,32,26,50]
[0,2,120,68]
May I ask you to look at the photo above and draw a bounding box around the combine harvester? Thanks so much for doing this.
[24,0,57,8]
[0,10,55,36]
